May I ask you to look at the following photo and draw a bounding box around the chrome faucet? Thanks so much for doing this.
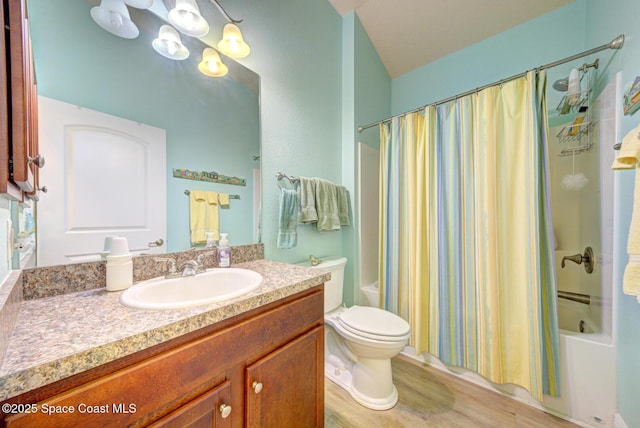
[180,260,200,276]
[155,251,216,278]
[154,257,181,279]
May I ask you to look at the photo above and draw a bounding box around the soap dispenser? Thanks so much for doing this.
[205,232,217,249]
[218,233,230,267]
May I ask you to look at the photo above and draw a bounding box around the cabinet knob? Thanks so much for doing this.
[252,381,263,394]
[38,185,48,193]
[219,403,232,419]
[28,154,45,168]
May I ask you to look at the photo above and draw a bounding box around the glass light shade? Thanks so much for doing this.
[198,48,228,77]
[90,0,139,39]
[152,25,189,60]
[122,0,153,8]
[217,23,250,58]
[168,0,209,37]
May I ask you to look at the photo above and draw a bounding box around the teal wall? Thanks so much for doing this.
[233,0,345,265]
[28,0,259,252]
[340,13,391,304]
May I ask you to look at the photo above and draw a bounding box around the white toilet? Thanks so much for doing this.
[300,256,410,410]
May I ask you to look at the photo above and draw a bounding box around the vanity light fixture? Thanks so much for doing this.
[90,0,250,75]
[152,25,190,60]
[168,0,210,37]
[198,48,228,77]
[90,0,140,39]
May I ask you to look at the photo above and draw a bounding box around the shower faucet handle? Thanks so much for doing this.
[561,246,594,274]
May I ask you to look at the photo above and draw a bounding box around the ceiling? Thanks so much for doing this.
[328,0,574,78]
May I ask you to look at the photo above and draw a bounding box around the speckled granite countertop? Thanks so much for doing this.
[0,259,328,401]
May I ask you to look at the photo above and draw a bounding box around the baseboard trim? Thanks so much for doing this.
[613,413,628,428]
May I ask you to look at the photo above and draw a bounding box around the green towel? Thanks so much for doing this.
[277,188,299,248]
[297,177,318,224]
[337,185,350,226]
[314,178,341,231]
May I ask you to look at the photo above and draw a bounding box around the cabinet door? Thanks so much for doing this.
[150,381,233,428]
[246,326,323,428]
[7,0,39,195]
[0,0,20,199]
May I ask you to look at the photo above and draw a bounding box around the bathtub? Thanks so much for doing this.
[400,295,616,427]
[540,297,616,427]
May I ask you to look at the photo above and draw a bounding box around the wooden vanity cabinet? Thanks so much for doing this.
[1,287,325,428]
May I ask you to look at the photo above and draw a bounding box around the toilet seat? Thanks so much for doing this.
[337,306,410,341]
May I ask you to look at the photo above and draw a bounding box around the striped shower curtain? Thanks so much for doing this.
[379,71,560,399]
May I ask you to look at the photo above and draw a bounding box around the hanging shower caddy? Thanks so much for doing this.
[555,60,598,156]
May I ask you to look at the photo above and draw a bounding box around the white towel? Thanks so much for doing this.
[612,123,640,296]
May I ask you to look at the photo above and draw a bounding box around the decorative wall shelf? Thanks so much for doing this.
[173,168,246,186]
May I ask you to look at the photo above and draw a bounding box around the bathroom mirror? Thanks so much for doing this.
[23,0,261,267]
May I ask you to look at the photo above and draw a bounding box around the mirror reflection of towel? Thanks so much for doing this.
[190,190,221,244]
[277,188,299,248]
[204,191,220,241]
[190,190,207,243]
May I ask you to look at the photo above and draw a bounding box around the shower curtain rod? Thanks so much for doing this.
[357,34,625,133]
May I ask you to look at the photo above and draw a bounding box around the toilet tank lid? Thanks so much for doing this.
[297,256,347,269]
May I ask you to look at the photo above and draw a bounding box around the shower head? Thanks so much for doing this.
[553,78,569,92]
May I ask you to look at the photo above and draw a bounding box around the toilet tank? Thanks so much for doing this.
[297,256,347,313]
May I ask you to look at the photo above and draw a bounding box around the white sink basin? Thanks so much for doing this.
[120,268,263,310]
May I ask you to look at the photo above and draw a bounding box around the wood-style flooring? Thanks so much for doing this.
[324,355,578,428]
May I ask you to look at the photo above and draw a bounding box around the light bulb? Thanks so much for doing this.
[109,11,123,28]
[217,24,250,58]
[152,25,189,60]
[90,0,139,39]
[166,41,178,56]
[168,0,209,37]
[228,39,239,54]
[198,48,228,77]
[180,11,197,31]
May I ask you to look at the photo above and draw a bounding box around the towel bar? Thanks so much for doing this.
[276,172,299,184]
[184,190,240,199]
